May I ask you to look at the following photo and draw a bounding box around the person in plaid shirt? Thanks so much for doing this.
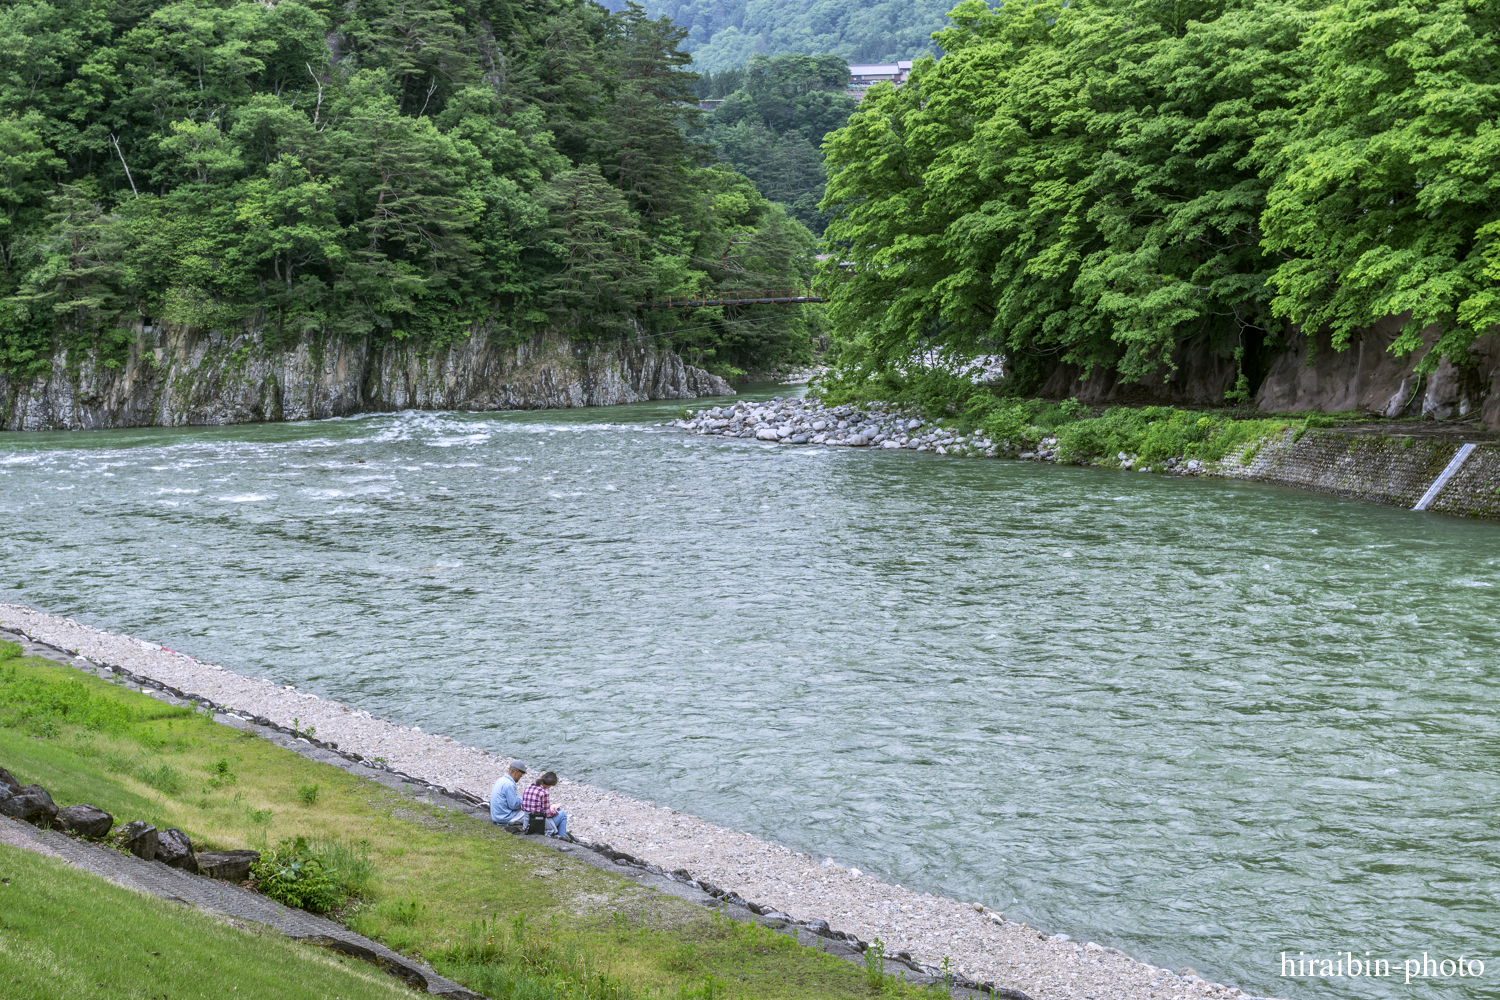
[520,771,569,839]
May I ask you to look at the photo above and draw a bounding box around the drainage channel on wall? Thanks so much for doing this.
[1413,443,1478,511]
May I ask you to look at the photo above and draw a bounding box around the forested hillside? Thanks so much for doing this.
[701,54,856,234]
[0,0,818,382]
[608,0,947,72]
[820,0,1500,396]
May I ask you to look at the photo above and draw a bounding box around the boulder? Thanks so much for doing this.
[0,766,19,796]
[0,785,57,827]
[155,828,198,873]
[116,820,158,860]
[57,804,113,838]
[196,850,261,882]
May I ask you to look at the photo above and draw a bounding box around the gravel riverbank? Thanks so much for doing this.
[671,396,1217,475]
[672,396,982,453]
[0,602,1270,1000]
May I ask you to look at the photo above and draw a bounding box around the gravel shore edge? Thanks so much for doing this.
[0,602,1274,1000]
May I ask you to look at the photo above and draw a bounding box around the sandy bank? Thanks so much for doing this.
[0,602,1268,1000]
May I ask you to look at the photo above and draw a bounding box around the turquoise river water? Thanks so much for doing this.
[2,387,1498,999]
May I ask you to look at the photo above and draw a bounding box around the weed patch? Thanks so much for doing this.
[137,761,184,794]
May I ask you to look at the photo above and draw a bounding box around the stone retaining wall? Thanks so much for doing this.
[1213,430,1500,518]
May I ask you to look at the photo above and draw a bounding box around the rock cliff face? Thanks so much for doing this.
[1040,315,1500,431]
[1038,332,1241,406]
[1252,317,1500,429]
[0,323,734,431]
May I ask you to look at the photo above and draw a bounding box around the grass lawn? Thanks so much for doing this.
[0,643,921,999]
[0,842,417,1000]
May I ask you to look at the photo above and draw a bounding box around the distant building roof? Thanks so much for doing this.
[847,61,914,86]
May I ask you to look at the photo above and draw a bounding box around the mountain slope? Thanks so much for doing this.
[606,0,951,71]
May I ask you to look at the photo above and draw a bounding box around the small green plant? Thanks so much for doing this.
[27,716,61,738]
[664,940,699,972]
[71,732,100,758]
[865,937,887,990]
[680,975,726,999]
[249,837,371,914]
[203,757,236,790]
[250,836,344,913]
[247,807,273,825]
[927,956,953,994]
[297,783,320,806]
[313,838,375,900]
[388,898,424,926]
[1402,436,1416,449]
[137,762,182,794]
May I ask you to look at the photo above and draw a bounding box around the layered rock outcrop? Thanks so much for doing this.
[0,322,734,431]
[1253,318,1500,428]
[1040,316,1500,431]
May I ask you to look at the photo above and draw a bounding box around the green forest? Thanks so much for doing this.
[611,0,947,72]
[820,0,1500,396]
[0,0,820,381]
[701,54,856,234]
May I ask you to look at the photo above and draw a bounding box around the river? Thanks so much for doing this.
[2,386,1496,999]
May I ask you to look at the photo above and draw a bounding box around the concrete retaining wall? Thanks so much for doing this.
[1212,429,1500,519]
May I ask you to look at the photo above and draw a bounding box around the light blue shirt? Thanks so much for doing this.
[490,773,524,825]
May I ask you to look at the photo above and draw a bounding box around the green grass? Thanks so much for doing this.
[0,843,416,1000]
[808,364,1393,467]
[1046,407,1294,466]
[0,645,925,999]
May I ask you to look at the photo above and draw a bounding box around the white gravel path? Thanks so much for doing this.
[0,602,1271,1000]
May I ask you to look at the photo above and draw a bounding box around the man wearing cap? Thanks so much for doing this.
[490,760,528,830]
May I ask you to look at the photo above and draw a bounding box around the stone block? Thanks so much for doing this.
[156,827,198,873]
[116,820,158,860]
[57,804,114,838]
[197,850,261,882]
[0,784,57,827]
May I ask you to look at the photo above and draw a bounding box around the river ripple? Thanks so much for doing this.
[2,388,1497,998]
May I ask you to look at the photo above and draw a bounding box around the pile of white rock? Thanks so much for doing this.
[672,397,998,455]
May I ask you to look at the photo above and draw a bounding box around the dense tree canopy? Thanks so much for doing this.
[0,0,818,379]
[703,54,857,234]
[820,0,1500,394]
[1260,0,1500,364]
[609,0,947,72]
